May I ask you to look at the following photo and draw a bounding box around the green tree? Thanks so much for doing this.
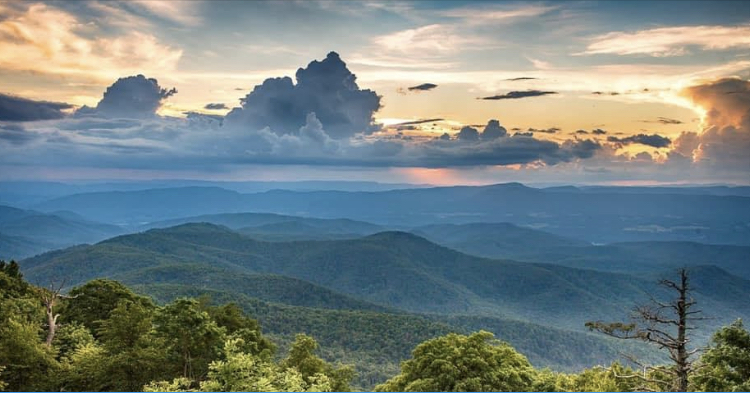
[375,331,536,392]
[145,338,333,392]
[555,363,641,392]
[692,319,750,391]
[153,298,226,381]
[52,322,95,360]
[97,299,168,391]
[281,333,354,392]
[61,279,153,336]
[0,318,58,391]
[204,301,275,358]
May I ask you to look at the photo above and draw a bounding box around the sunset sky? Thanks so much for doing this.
[0,0,749,185]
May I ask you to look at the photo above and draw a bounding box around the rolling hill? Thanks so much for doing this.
[22,223,750,331]
[0,205,123,259]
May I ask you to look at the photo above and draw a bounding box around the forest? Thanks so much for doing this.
[2,259,749,392]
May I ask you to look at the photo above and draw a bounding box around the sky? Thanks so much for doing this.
[0,0,749,186]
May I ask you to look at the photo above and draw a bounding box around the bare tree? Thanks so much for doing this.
[586,268,704,392]
[39,280,75,347]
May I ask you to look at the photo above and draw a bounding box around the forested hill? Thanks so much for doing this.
[22,223,750,336]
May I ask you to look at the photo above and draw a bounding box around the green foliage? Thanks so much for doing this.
[555,363,640,392]
[153,298,226,380]
[375,331,537,392]
[0,318,57,391]
[281,334,354,392]
[61,279,154,336]
[200,300,276,358]
[52,322,95,360]
[692,319,750,391]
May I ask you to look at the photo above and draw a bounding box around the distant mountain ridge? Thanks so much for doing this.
[32,183,750,245]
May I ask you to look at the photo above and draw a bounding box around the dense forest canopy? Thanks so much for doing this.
[2,260,749,392]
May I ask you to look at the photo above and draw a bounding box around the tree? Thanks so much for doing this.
[692,319,750,391]
[61,279,153,336]
[375,331,536,392]
[145,338,333,392]
[281,334,354,392]
[153,298,226,381]
[40,280,72,347]
[0,318,58,391]
[203,301,275,358]
[586,268,702,392]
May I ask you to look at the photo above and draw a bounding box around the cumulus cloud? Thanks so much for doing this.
[675,77,750,170]
[607,134,672,148]
[76,75,176,118]
[0,93,73,121]
[224,52,381,139]
[480,90,557,100]
[456,126,480,141]
[204,103,228,110]
[481,120,508,140]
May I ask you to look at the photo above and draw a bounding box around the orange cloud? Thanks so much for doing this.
[0,3,182,82]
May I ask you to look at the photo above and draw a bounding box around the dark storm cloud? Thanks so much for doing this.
[224,51,381,139]
[75,74,177,119]
[0,93,73,121]
[607,133,672,148]
[204,103,228,110]
[407,83,438,91]
[480,90,557,100]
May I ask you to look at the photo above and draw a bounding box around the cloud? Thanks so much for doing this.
[456,126,480,141]
[641,117,683,125]
[505,77,538,81]
[580,25,750,57]
[204,103,228,110]
[480,90,557,100]
[408,83,438,92]
[0,93,73,121]
[0,124,38,145]
[675,77,750,171]
[75,75,177,119]
[527,127,560,134]
[224,52,381,139]
[440,4,556,24]
[414,134,601,167]
[608,134,672,148]
[0,3,182,81]
[371,24,491,56]
[481,120,508,140]
[392,118,444,127]
[592,129,607,135]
